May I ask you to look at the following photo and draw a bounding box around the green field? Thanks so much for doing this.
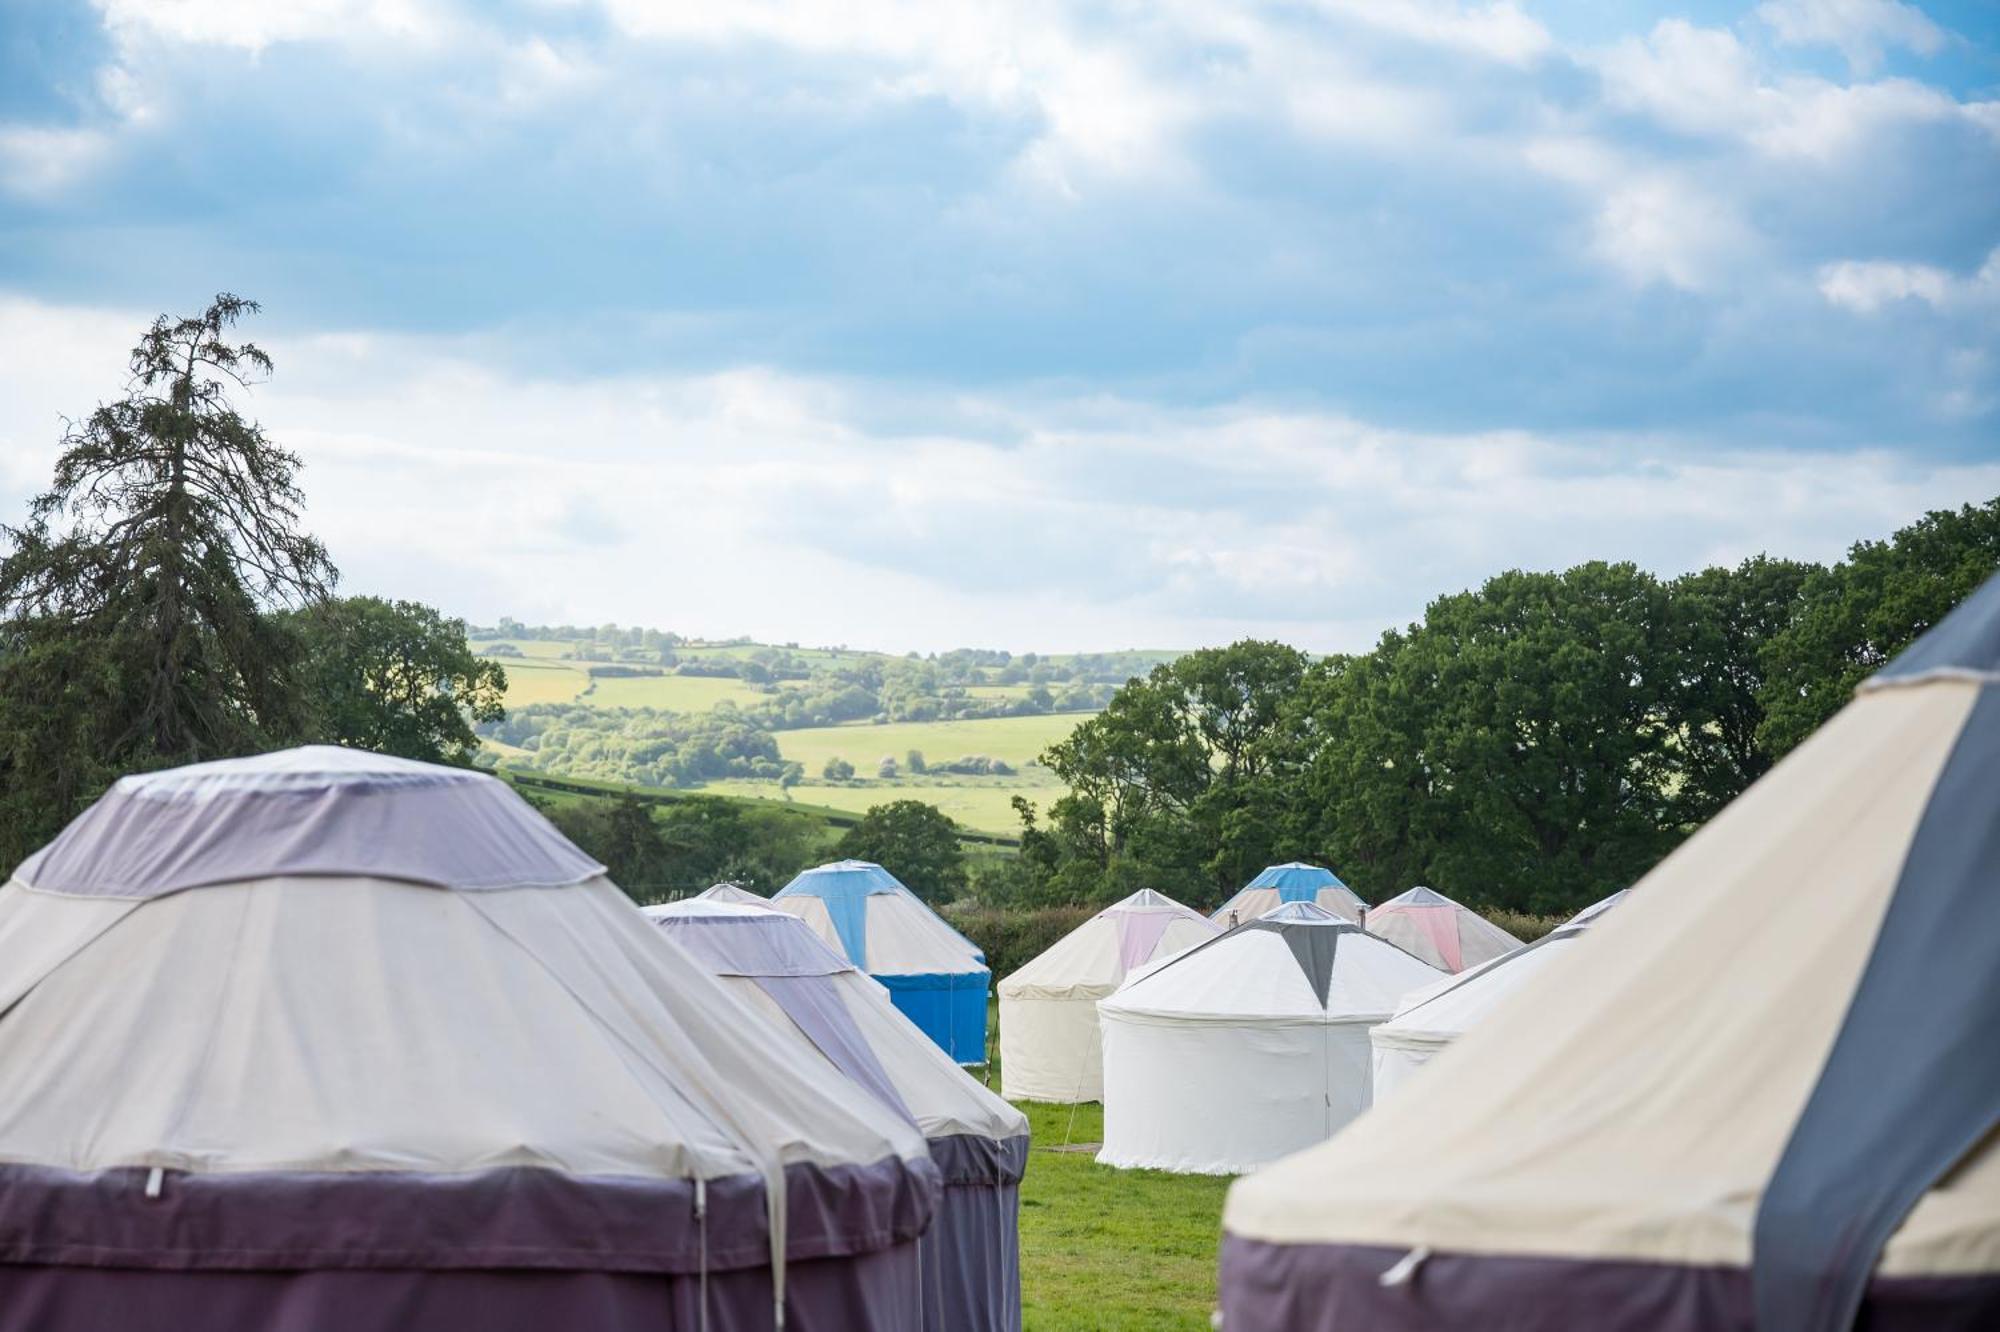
[587,673,773,710]
[706,774,1060,835]
[496,660,587,706]
[987,1005,1229,1329]
[773,714,1085,773]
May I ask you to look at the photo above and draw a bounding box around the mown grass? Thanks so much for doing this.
[983,1003,1231,1330]
[587,673,772,710]
[495,659,589,707]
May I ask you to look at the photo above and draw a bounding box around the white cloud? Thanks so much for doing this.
[0,126,113,199]
[3,293,1995,653]
[94,0,451,53]
[1818,248,2000,313]
[1756,0,1945,75]
[1522,136,1753,291]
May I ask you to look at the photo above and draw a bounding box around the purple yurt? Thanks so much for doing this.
[0,746,938,1331]
[647,897,1029,1331]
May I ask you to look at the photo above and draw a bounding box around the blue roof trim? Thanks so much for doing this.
[1752,682,2000,1330]
[1246,863,1347,901]
[774,861,909,970]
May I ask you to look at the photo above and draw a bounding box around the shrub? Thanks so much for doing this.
[942,902,1096,979]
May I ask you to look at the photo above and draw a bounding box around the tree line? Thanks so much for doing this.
[992,503,2000,917]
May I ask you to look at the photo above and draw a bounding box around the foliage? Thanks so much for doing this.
[1003,520,1998,919]
[823,756,855,781]
[289,596,506,764]
[1756,499,2000,757]
[835,799,969,903]
[533,791,833,900]
[0,295,335,859]
[485,703,786,786]
[940,902,1094,977]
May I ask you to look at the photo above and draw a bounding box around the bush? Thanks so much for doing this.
[822,756,855,781]
[1479,907,1567,944]
[942,903,1096,979]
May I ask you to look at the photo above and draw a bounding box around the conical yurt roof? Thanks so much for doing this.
[1364,884,1523,972]
[644,897,1023,1145]
[1103,901,1443,1023]
[695,881,769,906]
[1372,888,1627,1051]
[1211,863,1367,924]
[1000,887,1218,1001]
[770,859,985,975]
[1223,572,2000,1331]
[0,747,938,1327]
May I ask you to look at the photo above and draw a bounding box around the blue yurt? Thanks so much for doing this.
[1212,862,1367,926]
[770,860,990,1064]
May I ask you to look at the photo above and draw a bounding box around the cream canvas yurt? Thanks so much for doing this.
[647,898,1029,1331]
[0,747,940,1331]
[1363,885,1523,972]
[1221,573,2000,1330]
[771,860,991,1064]
[997,888,1217,1102]
[1097,902,1444,1175]
[1369,889,1627,1100]
[1210,863,1367,927]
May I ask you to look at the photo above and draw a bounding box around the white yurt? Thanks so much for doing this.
[997,888,1217,1103]
[646,898,1029,1331]
[1211,863,1366,926]
[1364,885,1522,972]
[0,747,940,1331]
[1369,889,1627,1100]
[1097,902,1444,1175]
[1221,572,2000,1330]
[771,860,990,1064]
[695,881,769,906]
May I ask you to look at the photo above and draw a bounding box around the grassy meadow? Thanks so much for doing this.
[982,1004,1231,1330]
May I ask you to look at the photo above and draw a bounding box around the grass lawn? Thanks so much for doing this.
[774,713,1087,773]
[984,1005,1230,1330]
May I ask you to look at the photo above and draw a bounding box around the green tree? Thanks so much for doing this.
[1665,556,1818,821]
[1302,563,1681,913]
[1757,499,2000,757]
[0,294,335,859]
[290,596,507,764]
[836,799,968,904]
[906,749,927,774]
[823,756,855,781]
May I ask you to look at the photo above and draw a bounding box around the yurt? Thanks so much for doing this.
[1211,863,1366,926]
[1221,572,2000,1330]
[771,860,990,1064]
[695,881,768,906]
[647,898,1029,1331]
[0,747,940,1331]
[1369,889,1627,1100]
[1363,885,1522,972]
[1097,902,1444,1174]
[997,888,1218,1102]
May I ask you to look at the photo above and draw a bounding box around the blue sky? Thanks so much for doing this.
[1,0,1996,651]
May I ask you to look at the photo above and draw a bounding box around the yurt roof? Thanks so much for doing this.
[695,882,769,905]
[647,899,1026,1145]
[771,860,985,974]
[1223,572,2000,1332]
[1372,889,1625,1049]
[998,887,1216,1001]
[1103,901,1443,1022]
[16,745,603,898]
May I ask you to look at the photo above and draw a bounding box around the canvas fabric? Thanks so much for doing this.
[1365,887,1522,973]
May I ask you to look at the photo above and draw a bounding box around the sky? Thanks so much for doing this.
[1,0,1996,653]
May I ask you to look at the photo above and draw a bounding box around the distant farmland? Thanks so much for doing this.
[472,633,1172,835]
